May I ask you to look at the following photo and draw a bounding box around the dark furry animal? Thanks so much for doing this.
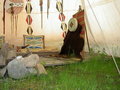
[60,24,84,59]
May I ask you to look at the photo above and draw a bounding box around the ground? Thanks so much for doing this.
[0,51,120,90]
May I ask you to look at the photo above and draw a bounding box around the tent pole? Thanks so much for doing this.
[85,26,90,52]
[3,0,6,35]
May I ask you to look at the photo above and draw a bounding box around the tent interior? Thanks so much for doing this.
[0,0,120,58]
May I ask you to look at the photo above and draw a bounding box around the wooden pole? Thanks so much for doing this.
[3,0,6,35]
[85,26,90,52]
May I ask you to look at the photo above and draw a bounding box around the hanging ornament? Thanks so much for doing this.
[26,15,33,25]
[62,31,67,38]
[3,0,7,35]
[47,0,50,19]
[27,26,33,35]
[56,1,62,13]
[5,0,24,36]
[39,0,43,29]
[61,22,67,31]
[26,0,33,35]
[25,2,32,14]
[59,13,65,21]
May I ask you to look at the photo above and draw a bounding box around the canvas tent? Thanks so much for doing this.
[0,0,120,57]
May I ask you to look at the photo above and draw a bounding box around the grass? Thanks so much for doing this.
[0,54,120,90]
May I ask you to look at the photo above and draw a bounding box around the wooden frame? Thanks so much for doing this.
[23,35,45,49]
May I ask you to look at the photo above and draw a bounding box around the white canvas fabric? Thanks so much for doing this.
[0,0,120,57]
[81,0,120,57]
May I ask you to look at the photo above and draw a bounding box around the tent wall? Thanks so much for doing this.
[82,0,120,57]
[0,0,81,50]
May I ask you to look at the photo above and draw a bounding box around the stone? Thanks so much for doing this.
[0,43,16,65]
[7,50,16,60]
[0,67,7,78]
[0,43,10,58]
[7,59,29,79]
[35,63,47,75]
[0,55,6,67]
[20,54,40,67]
[27,68,37,75]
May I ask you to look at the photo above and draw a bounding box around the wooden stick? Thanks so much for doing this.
[41,6,43,29]
[3,0,6,35]
[40,0,43,29]
[47,0,50,19]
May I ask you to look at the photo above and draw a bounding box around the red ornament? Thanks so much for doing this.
[26,15,33,25]
[59,13,65,21]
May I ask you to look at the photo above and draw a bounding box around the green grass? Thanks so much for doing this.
[0,54,120,90]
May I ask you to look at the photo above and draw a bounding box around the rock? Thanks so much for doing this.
[0,55,6,67]
[35,63,47,75]
[27,68,37,74]
[0,43,9,58]
[20,54,40,67]
[0,43,16,65]
[0,67,7,78]
[7,50,16,60]
[7,59,29,79]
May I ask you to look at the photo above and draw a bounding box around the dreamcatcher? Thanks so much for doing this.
[25,0,33,35]
[5,0,24,36]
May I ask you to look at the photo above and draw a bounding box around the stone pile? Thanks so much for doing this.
[0,43,47,79]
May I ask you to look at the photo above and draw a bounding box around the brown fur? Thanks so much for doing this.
[60,24,84,59]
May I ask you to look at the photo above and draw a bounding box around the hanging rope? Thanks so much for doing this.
[86,0,120,75]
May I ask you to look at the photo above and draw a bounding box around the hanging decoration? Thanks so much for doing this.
[56,0,67,38]
[56,1,62,13]
[47,0,50,19]
[39,0,43,29]
[25,0,33,35]
[61,22,67,31]
[26,15,33,25]
[25,0,32,14]
[3,0,7,35]
[59,13,65,21]
[5,0,24,36]
[68,18,78,32]
[27,26,33,35]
